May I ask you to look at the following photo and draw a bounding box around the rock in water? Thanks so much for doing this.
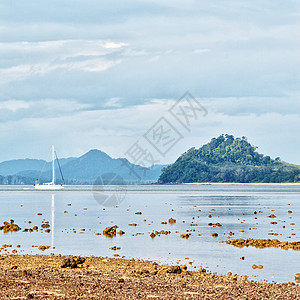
[180,233,190,239]
[38,246,50,251]
[103,225,118,237]
[0,220,21,233]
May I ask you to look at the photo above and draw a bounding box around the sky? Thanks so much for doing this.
[0,0,299,165]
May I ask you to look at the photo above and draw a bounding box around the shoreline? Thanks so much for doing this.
[0,254,299,299]
[182,182,300,186]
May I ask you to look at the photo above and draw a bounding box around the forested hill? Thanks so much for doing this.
[159,134,300,183]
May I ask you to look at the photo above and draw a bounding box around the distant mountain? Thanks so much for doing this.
[52,149,164,183]
[0,159,45,177]
[159,134,300,183]
[0,157,75,177]
[0,149,166,185]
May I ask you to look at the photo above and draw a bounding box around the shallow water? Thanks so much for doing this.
[0,184,299,283]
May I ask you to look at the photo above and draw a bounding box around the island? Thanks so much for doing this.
[159,134,300,183]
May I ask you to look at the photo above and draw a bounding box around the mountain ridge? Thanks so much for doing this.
[0,149,166,184]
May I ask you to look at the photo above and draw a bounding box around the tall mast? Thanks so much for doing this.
[52,145,55,184]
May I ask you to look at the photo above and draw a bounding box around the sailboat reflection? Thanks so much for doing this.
[51,194,55,249]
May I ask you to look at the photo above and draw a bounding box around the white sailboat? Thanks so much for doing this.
[35,145,64,190]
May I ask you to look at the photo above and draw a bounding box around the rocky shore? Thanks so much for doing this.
[0,255,299,299]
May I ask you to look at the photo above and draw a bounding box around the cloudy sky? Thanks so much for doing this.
[0,0,299,165]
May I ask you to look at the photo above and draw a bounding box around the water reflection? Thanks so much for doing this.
[51,194,55,249]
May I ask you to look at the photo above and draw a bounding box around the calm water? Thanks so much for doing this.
[0,184,299,283]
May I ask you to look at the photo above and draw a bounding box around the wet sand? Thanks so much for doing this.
[0,254,299,299]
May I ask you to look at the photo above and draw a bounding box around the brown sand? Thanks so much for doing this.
[0,255,299,299]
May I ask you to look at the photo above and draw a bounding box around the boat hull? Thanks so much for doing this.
[35,184,64,190]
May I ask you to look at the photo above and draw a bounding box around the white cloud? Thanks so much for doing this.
[149,55,160,62]
[77,59,116,72]
[0,100,30,112]
[0,60,119,84]
[0,99,91,124]
[103,98,123,108]
[39,99,91,112]
[0,39,127,84]
[0,40,127,57]
[193,49,210,54]
[103,41,128,49]
[0,65,32,83]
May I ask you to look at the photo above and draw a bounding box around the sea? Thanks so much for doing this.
[0,184,299,283]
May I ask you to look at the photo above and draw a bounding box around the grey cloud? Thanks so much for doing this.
[0,0,299,165]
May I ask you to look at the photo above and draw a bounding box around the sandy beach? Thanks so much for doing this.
[0,254,299,299]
